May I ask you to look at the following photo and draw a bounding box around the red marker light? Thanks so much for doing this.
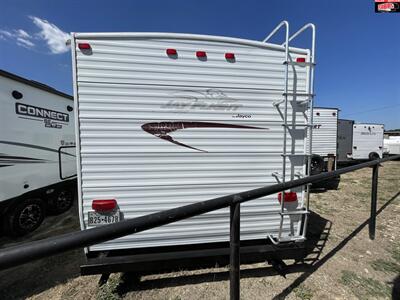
[92,199,117,212]
[78,43,91,50]
[225,53,235,60]
[196,51,207,58]
[166,48,177,56]
[296,57,306,63]
[278,192,298,203]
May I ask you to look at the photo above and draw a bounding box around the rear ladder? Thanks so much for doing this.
[263,21,316,244]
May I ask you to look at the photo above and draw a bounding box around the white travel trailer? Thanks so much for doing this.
[310,107,338,173]
[72,22,317,274]
[351,123,384,160]
[309,107,339,189]
[384,136,400,155]
[0,70,76,236]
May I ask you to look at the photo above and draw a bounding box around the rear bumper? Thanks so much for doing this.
[80,239,307,275]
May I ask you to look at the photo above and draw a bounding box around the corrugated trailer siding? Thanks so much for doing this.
[74,35,309,251]
[75,38,308,90]
[311,108,338,156]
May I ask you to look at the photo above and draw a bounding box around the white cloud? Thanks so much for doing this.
[30,16,70,54]
[0,17,70,54]
[17,29,31,39]
[17,37,34,47]
[0,29,35,49]
[0,29,13,38]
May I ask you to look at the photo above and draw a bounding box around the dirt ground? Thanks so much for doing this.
[0,160,399,300]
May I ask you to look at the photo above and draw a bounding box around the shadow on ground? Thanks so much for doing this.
[273,190,400,300]
[113,210,332,296]
[115,191,399,298]
[1,191,399,299]
[0,205,84,300]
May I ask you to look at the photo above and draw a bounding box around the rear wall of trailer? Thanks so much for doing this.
[72,33,311,251]
[352,124,384,159]
[311,108,338,157]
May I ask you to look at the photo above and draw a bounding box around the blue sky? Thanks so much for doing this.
[1,0,399,129]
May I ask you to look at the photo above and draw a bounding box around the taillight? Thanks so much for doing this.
[278,192,298,203]
[196,51,207,58]
[225,53,235,60]
[92,199,117,212]
[166,48,177,56]
[78,43,91,50]
[296,57,306,63]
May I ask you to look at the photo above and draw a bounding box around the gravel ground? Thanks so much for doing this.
[0,160,399,300]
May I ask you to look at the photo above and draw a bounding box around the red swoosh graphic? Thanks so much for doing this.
[141,121,268,152]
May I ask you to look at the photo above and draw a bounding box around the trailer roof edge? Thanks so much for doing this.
[0,69,73,101]
[72,32,309,54]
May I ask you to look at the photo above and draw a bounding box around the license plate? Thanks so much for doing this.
[88,210,120,226]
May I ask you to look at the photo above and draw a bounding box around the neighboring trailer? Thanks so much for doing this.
[337,119,354,162]
[311,107,338,172]
[72,24,316,273]
[0,69,76,235]
[309,107,339,189]
[351,123,384,160]
[384,136,400,155]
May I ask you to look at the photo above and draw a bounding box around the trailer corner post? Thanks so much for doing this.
[369,164,379,240]
[230,203,240,300]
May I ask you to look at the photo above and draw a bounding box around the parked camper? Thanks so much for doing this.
[351,123,384,160]
[309,107,340,189]
[337,121,384,162]
[384,136,400,155]
[72,22,317,273]
[310,107,338,173]
[0,70,76,236]
[337,119,354,162]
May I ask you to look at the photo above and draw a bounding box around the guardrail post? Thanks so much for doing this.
[369,164,379,240]
[230,203,240,300]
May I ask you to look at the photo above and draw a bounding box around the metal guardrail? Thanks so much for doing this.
[0,155,399,300]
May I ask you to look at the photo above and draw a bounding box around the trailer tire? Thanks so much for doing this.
[4,198,45,236]
[310,155,324,175]
[47,188,75,215]
[368,152,380,161]
[323,176,341,190]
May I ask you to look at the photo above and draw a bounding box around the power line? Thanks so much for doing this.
[341,103,400,117]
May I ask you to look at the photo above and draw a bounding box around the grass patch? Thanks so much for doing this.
[340,270,391,299]
[376,224,386,231]
[390,243,400,263]
[97,275,121,300]
[371,259,400,274]
[293,284,314,300]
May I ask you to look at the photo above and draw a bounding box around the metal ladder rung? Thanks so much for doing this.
[280,210,309,216]
[283,92,315,97]
[282,124,314,128]
[284,61,316,67]
[273,99,311,107]
[272,99,285,107]
[268,235,306,245]
[281,154,312,157]
[271,171,282,177]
